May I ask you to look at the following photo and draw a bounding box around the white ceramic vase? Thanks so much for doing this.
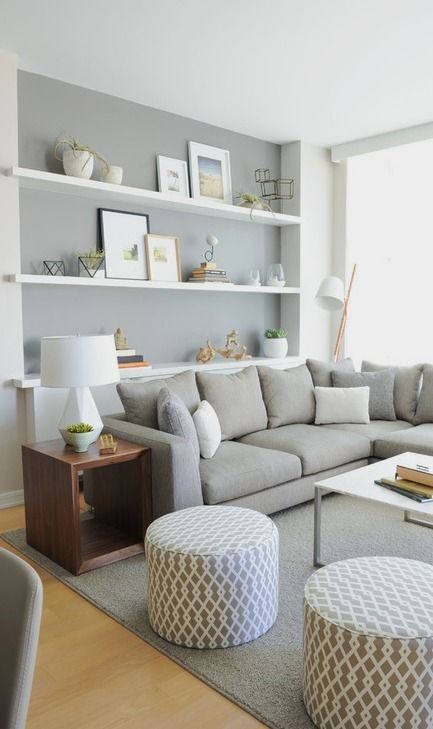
[102,165,123,185]
[62,149,94,179]
[263,337,288,358]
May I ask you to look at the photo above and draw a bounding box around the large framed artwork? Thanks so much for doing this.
[99,208,150,280]
[157,155,190,197]
[145,234,181,282]
[188,142,232,204]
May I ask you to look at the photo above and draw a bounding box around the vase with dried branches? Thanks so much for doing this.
[54,137,109,180]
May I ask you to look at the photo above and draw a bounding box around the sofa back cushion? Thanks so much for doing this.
[117,369,200,428]
[157,387,200,463]
[196,365,267,440]
[414,364,433,424]
[361,360,422,422]
[306,357,355,387]
[332,369,396,420]
[258,364,315,428]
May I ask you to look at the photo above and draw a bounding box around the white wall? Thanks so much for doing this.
[0,50,26,506]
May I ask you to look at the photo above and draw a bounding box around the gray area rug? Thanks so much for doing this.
[2,494,433,729]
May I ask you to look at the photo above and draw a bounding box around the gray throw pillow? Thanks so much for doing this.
[414,364,433,424]
[306,358,355,388]
[157,387,200,464]
[196,366,267,441]
[332,369,396,421]
[117,370,200,428]
[258,365,315,428]
[361,360,423,423]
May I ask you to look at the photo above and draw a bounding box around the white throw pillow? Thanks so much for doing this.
[314,386,370,425]
[193,401,222,459]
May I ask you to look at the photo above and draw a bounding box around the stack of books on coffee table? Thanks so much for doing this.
[375,462,433,503]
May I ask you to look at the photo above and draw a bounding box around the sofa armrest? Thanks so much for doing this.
[102,414,204,518]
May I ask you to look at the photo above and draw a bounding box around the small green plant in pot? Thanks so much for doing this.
[54,137,109,180]
[237,192,273,219]
[263,328,288,358]
[78,249,105,278]
[66,422,95,453]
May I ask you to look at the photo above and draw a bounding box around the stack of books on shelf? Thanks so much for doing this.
[375,462,433,503]
[188,262,232,284]
[116,349,151,369]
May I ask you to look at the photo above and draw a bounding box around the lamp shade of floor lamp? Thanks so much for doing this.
[40,334,119,444]
[315,264,357,362]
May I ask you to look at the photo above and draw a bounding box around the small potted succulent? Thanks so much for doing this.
[66,422,94,452]
[78,249,105,278]
[54,137,109,180]
[237,192,273,219]
[263,328,288,358]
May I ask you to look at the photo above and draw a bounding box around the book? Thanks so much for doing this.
[396,463,433,488]
[118,361,151,369]
[388,477,433,499]
[375,478,433,503]
[117,355,145,363]
[115,348,136,357]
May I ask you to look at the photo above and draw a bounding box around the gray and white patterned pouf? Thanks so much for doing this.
[145,505,279,648]
[303,557,433,729]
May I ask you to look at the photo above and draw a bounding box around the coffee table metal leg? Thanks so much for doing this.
[404,510,433,529]
[314,487,324,568]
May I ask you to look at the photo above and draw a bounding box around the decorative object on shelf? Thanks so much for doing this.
[216,330,251,361]
[54,137,108,180]
[77,249,105,278]
[263,328,289,358]
[196,340,217,364]
[114,327,130,350]
[189,234,232,283]
[99,208,149,280]
[43,260,65,276]
[315,263,357,362]
[66,422,94,453]
[188,141,232,204]
[40,334,119,444]
[101,165,123,185]
[145,234,181,282]
[266,263,286,287]
[99,433,118,454]
[236,192,273,219]
[247,268,261,286]
[255,168,294,204]
[157,156,190,197]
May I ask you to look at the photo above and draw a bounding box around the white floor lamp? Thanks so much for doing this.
[40,334,119,444]
[315,264,357,362]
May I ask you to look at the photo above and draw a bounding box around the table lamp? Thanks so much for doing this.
[40,334,119,444]
[315,264,357,362]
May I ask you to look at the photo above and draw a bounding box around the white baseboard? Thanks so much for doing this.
[0,489,24,509]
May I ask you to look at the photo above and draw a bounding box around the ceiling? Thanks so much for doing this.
[2,0,433,147]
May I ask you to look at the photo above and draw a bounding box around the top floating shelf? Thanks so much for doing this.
[6,167,301,227]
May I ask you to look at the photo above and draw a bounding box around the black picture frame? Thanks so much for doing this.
[98,208,150,280]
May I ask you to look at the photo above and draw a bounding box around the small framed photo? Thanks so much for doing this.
[99,208,149,280]
[157,155,190,197]
[188,141,232,204]
[145,234,181,282]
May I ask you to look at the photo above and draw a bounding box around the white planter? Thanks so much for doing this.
[263,337,288,358]
[67,431,94,453]
[102,165,123,185]
[62,149,94,179]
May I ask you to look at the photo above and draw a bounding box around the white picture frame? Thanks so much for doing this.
[145,234,182,282]
[99,208,149,280]
[188,141,232,204]
[157,155,190,197]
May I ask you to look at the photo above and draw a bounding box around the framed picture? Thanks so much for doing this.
[188,141,232,204]
[99,208,149,280]
[145,234,181,282]
[157,155,190,197]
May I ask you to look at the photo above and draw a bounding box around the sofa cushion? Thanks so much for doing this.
[157,387,200,464]
[258,364,315,428]
[238,424,370,476]
[306,357,355,387]
[196,366,267,441]
[373,424,433,459]
[314,386,370,424]
[199,440,302,504]
[332,369,396,420]
[117,370,200,428]
[361,360,423,422]
[193,401,221,459]
[414,364,433,424]
[323,420,412,441]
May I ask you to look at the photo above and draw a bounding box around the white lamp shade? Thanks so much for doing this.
[315,276,345,310]
[41,334,119,388]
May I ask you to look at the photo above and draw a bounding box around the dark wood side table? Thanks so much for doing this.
[22,438,152,575]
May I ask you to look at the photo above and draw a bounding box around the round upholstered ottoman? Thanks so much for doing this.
[303,557,433,729]
[145,505,279,648]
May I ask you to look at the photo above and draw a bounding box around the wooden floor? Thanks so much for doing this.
[0,505,264,729]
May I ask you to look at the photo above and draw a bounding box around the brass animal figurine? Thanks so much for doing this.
[196,340,216,364]
[216,330,251,361]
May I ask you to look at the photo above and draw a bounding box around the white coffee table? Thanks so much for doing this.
[314,452,433,566]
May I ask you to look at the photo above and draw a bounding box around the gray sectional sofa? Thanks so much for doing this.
[100,358,433,519]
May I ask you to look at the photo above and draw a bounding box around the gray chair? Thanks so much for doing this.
[0,547,43,729]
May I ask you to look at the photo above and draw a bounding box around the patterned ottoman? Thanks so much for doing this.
[303,557,433,729]
[145,505,279,648]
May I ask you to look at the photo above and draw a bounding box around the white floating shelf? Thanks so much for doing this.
[6,167,301,227]
[10,274,300,295]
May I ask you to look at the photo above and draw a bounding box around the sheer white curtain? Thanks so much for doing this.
[345,139,433,366]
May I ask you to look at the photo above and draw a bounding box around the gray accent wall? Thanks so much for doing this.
[18,72,283,371]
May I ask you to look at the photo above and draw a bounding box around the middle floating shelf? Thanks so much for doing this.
[10,274,300,295]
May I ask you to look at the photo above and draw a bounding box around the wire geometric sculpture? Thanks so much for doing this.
[255,169,294,202]
[43,260,65,276]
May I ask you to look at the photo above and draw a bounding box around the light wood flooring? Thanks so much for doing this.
[0,505,264,729]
